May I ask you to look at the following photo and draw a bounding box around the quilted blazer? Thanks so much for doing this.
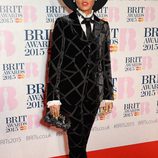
[47,11,114,109]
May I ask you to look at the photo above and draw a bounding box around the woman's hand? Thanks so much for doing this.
[104,102,113,113]
[50,104,60,118]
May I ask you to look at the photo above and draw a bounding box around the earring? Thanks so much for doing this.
[73,0,75,2]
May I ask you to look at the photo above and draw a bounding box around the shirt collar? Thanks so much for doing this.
[77,8,94,18]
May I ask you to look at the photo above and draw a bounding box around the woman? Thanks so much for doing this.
[47,0,114,157]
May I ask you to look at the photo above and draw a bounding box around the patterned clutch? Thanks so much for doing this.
[44,111,71,131]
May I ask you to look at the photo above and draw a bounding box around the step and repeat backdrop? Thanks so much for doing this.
[0,0,158,157]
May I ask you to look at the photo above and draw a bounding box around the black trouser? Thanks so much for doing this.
[66,97,99,158]
[60,69,100,158]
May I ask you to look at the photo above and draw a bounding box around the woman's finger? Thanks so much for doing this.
[50,105,60,118]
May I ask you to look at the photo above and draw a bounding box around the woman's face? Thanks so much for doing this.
[75,0,95,15]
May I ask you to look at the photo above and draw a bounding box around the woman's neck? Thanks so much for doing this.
[84,10,92,16]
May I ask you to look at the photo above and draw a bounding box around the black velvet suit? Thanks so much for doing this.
[47,11,113,158]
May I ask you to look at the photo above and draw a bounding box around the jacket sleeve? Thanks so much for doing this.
[47,18,65,102]
[102,22,114,100]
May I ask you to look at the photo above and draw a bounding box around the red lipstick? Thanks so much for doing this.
[82,2,89,6]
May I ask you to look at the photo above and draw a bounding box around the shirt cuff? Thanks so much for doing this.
[47,100,62,108]
[103,100,114,102]
[101,99,114,103]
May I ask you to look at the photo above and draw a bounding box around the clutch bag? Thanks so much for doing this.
[44,111,71,131]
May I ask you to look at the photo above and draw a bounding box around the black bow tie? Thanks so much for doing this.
[77,10,94,24]
[81,17,94,24]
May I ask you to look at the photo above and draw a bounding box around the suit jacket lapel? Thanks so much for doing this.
[69,12,87,41]
[93,15,104,42]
